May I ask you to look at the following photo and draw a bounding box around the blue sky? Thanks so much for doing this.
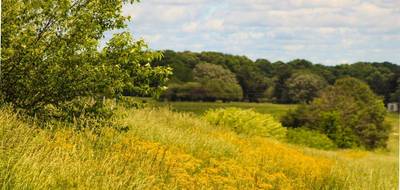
[109,0,399,65]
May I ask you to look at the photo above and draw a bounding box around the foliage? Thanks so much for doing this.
[155,101,297,117]
[162,82,205,101]
[285,72,327,103]
[234,63,271,102]
[0,0,170,119]
[286,128,337,150]
[153,50,400,104]
[333,62,399,103]
[2,106,398,189]
[204,108,287,140]
[281,104,314,128]
[103,32,172,98]
[162,63,242,101]
[283,77,391,149]
[1,107,337,189]
[193,63,243,101]
[390,78,400,102]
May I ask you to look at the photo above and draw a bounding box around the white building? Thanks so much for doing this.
[387,102,399,112]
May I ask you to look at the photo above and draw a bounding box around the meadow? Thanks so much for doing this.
[1,102,399,189]
[154,101,297,117]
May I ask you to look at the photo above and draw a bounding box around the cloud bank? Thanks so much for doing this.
[111,0,400,65]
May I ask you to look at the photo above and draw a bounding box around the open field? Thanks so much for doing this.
[1,103,399,189]
[386,113,399,155]
[154,101,297,117]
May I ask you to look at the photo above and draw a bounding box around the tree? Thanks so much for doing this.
[152,50,199,83]
[1,0,170,115]
[390,78,400,102]
[102,32,171,98]
[193,63,243,101]
[282,77,391,149]
[271,62,293,103]
[285,72,327,103]
[162,82,205,101]
[233,63,271,102]
[332,62,398,103]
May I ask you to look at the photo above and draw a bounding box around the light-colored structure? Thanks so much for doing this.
[387,102,399,112]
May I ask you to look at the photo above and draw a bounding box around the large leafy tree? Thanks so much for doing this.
[282,77,391,149]
[193,63,243,101]
[102,32,171,98]
[332,62,398,103]
[162,63,243,102]
[285,72,327,103]
[1,0,170,113]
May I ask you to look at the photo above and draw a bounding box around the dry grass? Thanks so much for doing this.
[1,106,398,189]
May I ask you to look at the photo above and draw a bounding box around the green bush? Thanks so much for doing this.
[11,96,124,130]
[282,77,391,149]
[286,128,337,150]
[117,96,146,109]
[204,108,286,140]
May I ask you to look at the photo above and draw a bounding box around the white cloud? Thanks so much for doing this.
[141,34,161,44]
[205,19,224,31]
[182,22,199,32]
[118,0,400,65]
[283,44,305,51]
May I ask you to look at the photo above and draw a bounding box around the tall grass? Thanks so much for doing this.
[154,101,297,117]
[1,106,398,189]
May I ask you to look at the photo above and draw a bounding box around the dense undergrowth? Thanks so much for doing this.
[1,106,398,189]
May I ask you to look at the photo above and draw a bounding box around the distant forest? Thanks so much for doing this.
[151,50,400,104]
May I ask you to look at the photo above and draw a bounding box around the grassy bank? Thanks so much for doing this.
[1,104,398,189]
[154,101,297,118]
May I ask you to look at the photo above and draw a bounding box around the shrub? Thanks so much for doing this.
[281,104,315,128]
[204,108,286,140]
[286,128,337,150]
[282,77,391,149]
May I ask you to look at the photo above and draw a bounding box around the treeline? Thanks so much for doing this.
[152,50,400,103]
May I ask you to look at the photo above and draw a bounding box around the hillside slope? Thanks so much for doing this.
[1,107,398,189]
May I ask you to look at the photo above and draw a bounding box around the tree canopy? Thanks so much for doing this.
[153,50,399,103]
[285,72,327,103]
[282,77,391,149]
[1,0,171,117]
[162,63,242,101]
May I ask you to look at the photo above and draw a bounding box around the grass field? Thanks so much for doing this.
[154,101,400,188]
[386,113,399,155]
[1,102,399,189]
[155,101,399,152]
[154,101,297,118]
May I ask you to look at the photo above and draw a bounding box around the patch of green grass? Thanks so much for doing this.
[2,102,398,189]
[154,101,399,153]
[154,101,297,118]
[385,112,399,155]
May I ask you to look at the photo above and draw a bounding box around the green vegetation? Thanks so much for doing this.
[386,113,399,155]
[285,72,327,103]
[282,78,391,149]
[154,101,297,117]
[1,0,171,119]
[154,50,400,103]
[1,0,398,189]
[286,128,337,150]
[1,106,398,189]
[204,108,287,140]
[162,63,242,101]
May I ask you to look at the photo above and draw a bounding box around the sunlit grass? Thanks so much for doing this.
[1,105,398,189]
[154,101,297,118]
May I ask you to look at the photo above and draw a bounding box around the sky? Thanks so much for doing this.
[108,0,399,65]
